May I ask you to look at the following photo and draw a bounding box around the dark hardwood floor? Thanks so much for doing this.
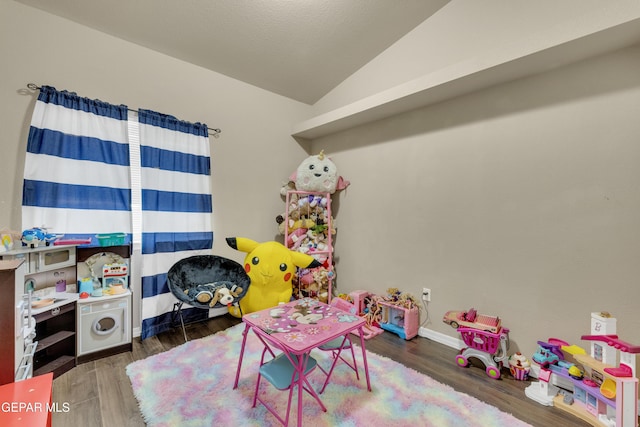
[52,315,593,426]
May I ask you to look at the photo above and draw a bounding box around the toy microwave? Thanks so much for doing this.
[102,263,129,293]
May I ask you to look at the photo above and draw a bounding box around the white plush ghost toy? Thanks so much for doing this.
[289,150,350,194]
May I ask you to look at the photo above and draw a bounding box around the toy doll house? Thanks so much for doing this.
[552,313,639,427]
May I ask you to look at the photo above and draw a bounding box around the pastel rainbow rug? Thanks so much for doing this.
[126,323,531,427]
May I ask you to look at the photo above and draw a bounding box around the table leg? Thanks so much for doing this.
[358,326,372,391]
[281,352,326,427]
[233,323,251,389]
[297,355,304,427]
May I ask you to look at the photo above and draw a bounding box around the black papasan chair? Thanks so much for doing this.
[167,255,250,341]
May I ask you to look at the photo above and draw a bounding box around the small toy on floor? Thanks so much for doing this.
[525,312,639,427]
[454,325,510,379]
[508,352,531,380]
[377,288,420,340]
[442,308,502,333]
[332,291,384,339]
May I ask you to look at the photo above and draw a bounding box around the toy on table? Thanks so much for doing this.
[226,237,321,317]
[442,308,502,333]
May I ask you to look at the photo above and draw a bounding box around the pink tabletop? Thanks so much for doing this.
[243,298,364,354]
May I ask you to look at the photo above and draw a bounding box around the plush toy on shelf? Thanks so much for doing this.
[293,266,333,303]
[290,150,350,194]
[275,150,348,235]
[226,237,321,317]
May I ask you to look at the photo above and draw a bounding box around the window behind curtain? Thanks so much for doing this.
[137,109,216,339]
[23,86,216,340]
[22,85,131,238]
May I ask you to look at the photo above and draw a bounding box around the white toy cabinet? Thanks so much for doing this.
[0,245,78,383]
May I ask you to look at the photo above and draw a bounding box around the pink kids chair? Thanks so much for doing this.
[316,334,360,393]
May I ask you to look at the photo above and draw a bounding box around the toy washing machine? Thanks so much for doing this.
[77,292,131,357]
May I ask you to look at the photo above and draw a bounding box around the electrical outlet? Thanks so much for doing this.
[422,287,431,302]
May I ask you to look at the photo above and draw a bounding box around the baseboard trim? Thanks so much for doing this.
[419,326,464,350]
[78,343,132,364]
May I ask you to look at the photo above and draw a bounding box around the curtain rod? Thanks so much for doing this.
[27,83,221,138]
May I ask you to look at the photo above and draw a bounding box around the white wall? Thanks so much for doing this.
[313,44,640,359]
[0,0,312,328]
[300,0,640,368]
[313,0,640,114]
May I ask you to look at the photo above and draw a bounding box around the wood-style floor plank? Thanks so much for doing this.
[52,361,102,427]
[95,352,143,427]
[51,314,606,426]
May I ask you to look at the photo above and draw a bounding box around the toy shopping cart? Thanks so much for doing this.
[455,326,510,379]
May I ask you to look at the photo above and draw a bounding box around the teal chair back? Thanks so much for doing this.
[252,348,324,426]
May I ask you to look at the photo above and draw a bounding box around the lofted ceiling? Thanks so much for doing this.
[15,0,450,104]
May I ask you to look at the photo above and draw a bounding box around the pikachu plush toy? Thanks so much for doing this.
[226,237,320,317]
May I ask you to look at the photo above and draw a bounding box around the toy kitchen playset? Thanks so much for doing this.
[0,235,132,385]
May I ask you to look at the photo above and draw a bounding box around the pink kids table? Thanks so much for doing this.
[234,298,372,426]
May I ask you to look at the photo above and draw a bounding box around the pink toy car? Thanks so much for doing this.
[442,308,502,333]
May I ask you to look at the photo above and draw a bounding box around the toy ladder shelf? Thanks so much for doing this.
[284,190,334,303]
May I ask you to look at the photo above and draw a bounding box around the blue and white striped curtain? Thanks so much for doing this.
[137,109,217,339]
[23,86,218,340]
[22,86,131,241]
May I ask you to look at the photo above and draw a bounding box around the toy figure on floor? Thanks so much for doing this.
[226,237,321,317]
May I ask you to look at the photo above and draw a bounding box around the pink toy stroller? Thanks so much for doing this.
[455,326,510,379]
